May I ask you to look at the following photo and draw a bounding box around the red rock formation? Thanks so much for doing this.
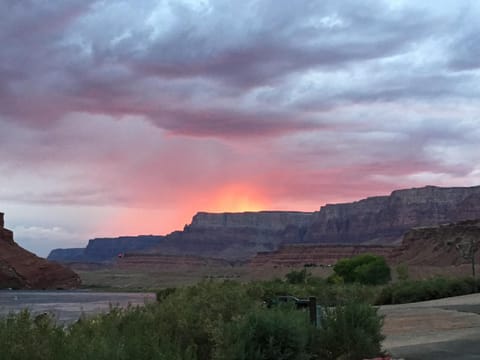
[0,212,81,289]
[249,244,396,267]
[250,219,480,268]
[389,220,480,266]
[116,253,235,269]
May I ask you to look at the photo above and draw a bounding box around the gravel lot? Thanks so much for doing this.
[380,293,480,359]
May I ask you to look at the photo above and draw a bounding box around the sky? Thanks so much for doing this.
[1,0,480,257]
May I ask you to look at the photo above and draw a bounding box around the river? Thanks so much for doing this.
[0,290,155,324]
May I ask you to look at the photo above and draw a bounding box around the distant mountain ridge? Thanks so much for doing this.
[48,185,480,262]
[49,235,164,263]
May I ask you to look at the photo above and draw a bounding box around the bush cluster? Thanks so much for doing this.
[333,254,391,285]
[376,276,479,305]
[0,280,385,360]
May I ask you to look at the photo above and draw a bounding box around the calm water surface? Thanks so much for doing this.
[0,290,155,323]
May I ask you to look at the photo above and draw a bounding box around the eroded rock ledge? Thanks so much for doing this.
[0,212,81,289]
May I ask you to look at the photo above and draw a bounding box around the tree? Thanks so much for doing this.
[333,254,391,285]
[285,269,311,284]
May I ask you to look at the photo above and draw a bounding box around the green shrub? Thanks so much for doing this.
[396,264,409,281]
[0,281,386,360]
[376,277,478,305]
[334,254,391,285]
[311,302,385,360]
[0,310,67,360]
[285,269,311,284]
[217,307,311,360]
[155,287,176,302]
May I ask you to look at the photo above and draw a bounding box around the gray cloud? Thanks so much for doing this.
[1,0,478,138]
[2,0,480,255]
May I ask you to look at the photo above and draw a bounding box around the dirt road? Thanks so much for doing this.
[380,294,480,359]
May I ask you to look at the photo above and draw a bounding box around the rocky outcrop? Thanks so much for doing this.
[149,211,313,260]
[190,211,312,231]
[389,220,480,266]
[49,235,164,263]
[250,244,396,267]
[251,219,480,268]
[304,185,480,245]
[0,212,81,289]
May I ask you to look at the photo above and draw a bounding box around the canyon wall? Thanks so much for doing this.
[149,211,313,260]
[48,185,480,263]
[304,185,480,244]
[251,219,480,268]
[0,212,81,289]
[389,219,480,266]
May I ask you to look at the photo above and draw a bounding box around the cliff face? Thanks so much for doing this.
[389,220,480,266]
[150,211,313,260]
[49,235,164,263]
[304,185,480,244]
[152,186,480,260]
[48,248,85,262]
[251,219,480,268]
[0,212,81,289]
[47,185,480,263]
[190,211,312,231]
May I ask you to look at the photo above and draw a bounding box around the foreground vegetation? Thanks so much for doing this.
[3,253,479,359]
[0,280,385,360]
[376,276,480,305]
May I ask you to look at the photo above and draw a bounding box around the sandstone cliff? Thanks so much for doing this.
[304,185,480,244]
[150,186,480,260]
[149,211,313,260]
[47,185,480,263]
[0,212,81,289]
[250,219,480,268]
[389,220,480,266]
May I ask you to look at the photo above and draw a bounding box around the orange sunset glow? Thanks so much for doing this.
[206,184,270,213]
[94,183,271,238]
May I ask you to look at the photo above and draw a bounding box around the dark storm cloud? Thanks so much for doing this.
[2,0,477,138]
[449,30,480,71]
[4,0,480,257]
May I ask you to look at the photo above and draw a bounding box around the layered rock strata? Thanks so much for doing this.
[389,220,480,266]
[150,211,313,260]
[304,185,480,244]
[250,244,396,267]
[48,185,480,263]
[0,212,81,289]
[116,253,235,269]
[251,220,480,268]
